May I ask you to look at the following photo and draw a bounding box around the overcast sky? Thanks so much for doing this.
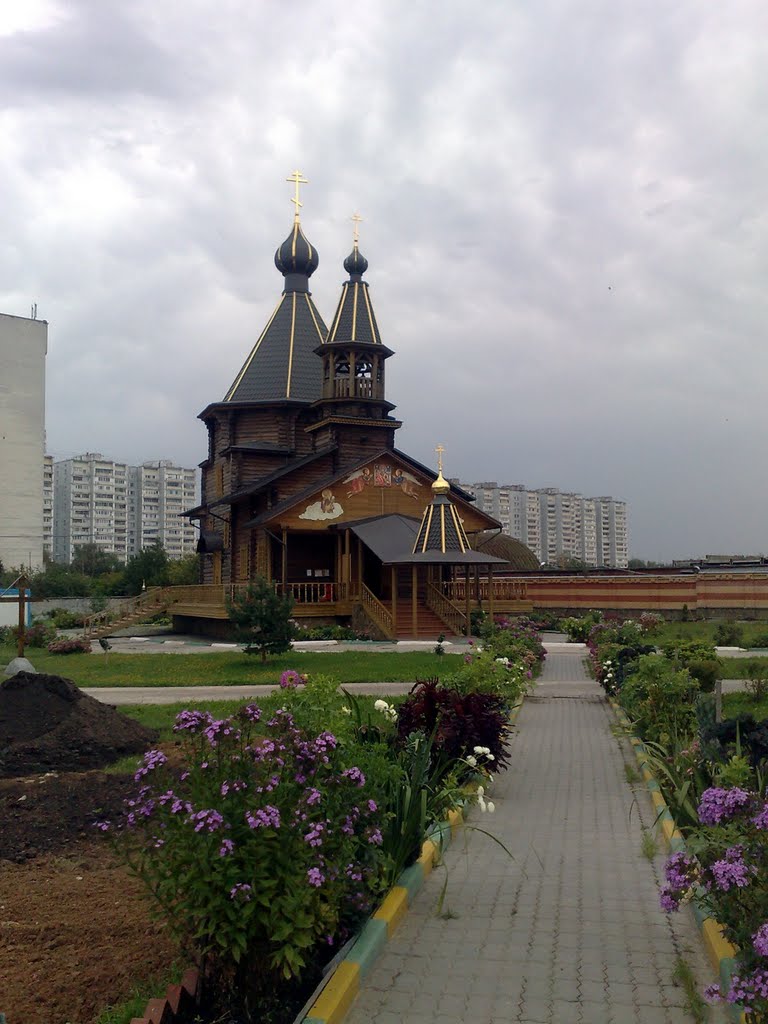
[1,1,766,560]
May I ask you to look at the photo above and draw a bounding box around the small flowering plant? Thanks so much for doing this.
[661,786,768,1017]
[99,705,384,1017]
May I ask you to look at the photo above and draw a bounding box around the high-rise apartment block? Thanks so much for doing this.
[128,461,198,559]
[43,454,54,559]
[52,453,198,564]
[458,481,629,568]
[0,312,48,571]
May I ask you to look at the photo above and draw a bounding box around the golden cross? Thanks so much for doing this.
[435,443,445,474]
[286,170,308,218]
[351,212,363,247]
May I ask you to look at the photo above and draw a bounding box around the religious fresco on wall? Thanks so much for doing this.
[344,463,422,500]
[299,488,344,521]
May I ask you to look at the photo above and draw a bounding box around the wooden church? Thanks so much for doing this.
[182,175,526,638]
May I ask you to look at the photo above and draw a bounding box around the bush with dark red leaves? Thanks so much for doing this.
[395,678,510,771]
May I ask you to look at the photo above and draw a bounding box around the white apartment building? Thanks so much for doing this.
[43,454,54,559]
[53,453,130,564]
[128,461,198,559]
[459,481,629,568]
[53,453,199,564]
[0,312,48,571]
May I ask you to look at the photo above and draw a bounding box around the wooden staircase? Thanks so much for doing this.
[81,588,176,642]
[392,603,459,640]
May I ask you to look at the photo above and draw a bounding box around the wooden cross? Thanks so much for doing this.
[435,443,445,474]
[351,212,363,246]
[286,170,308,217]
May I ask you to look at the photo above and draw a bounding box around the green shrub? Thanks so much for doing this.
[744,658,768,702]
[9,619,59,648]
[687,658,723,694]
[105,705,385,1019]
[44,607,87,629]
[227,577,296,661]
[714,620,745,647]
[661,638,717,669]
[562,612,602,643]
[619,654,699,744]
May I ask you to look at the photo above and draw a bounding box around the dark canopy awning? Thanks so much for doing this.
[197,530,224,553]
[341,515,507,566]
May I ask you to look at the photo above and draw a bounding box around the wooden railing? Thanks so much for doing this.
[444,578,529,603]
[357,583,395,639]
[276,581,347,604]
[425,583,467,636]
[82,585,179,639]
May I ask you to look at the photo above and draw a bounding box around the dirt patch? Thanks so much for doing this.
[0,842,179,1024]
[0,770,135,863]
[0,671,156,777]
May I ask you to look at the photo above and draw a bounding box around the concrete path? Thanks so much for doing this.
[345,646,725,1024]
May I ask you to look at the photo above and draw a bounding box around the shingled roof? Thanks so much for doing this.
[223,217,328,403]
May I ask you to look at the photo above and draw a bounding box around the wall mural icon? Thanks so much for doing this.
[343,464,423,500]
[299,488,344,521]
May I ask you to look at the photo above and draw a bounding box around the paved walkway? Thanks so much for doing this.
[345,647,725,1024]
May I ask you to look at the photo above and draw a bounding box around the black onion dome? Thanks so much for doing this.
[274,220,319,279]
[343,246,368,279]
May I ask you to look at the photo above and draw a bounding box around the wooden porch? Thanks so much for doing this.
[161,577,531,639]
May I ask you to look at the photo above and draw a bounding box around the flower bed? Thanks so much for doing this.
[101,620,544,1023]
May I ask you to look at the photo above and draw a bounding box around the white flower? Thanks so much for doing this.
[478,794,488,812]
[473,745,490,755]
[465,754,478,767]
[341,706,352,716]
[486,753,495,761]
[385,708,397,721]
[476,785,485,798]
[486,801,495,813]
[374,699,388,712]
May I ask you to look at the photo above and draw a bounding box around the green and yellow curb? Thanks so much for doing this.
[302,694,525,1024]
[610,699,746,1024]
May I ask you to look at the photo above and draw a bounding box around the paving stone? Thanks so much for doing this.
[345,649,726,1024]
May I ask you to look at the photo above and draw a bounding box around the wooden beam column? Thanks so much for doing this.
[281,528,288,589]
[412,566,418,637]
[391,566,397,624]
[488,564,494,622]
[465,566,471,636]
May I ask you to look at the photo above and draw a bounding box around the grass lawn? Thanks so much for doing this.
[651,620,768,648]
[723,690,768,720]
[1,647,455,687]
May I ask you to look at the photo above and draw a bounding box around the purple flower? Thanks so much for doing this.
[659,884,680,913]
[307,867,325,887]
[230,883,253,902]
[134,749,168,781]
[342,767,366,788]
[367,827,383,846]
[189,808,225,833]
[246,805,281,830]
[754,923,768,957]
[367,799,378,813]
[280,669,303,689]
[219,838,235,857]
[726,969,768,1009]
[203,718,239,747]
[710,845,752,891]
[697,787,752,825]
[703,983,722,1004]
[173,709,212,733]
[753,803,768,830]
[95,820,111,832]
[304,823,325,847]
[306,788,322,806]
[241,703,262,721]
[664,851,697,889]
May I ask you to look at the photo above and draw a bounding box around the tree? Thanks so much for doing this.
[227,577,296,661]
[121,540,170,595]
[168,553,201,586]
[71,542,122,577]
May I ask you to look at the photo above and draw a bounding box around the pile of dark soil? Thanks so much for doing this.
[0,671,156,777]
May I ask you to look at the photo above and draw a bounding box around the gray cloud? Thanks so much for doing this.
[1,0,767,559]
